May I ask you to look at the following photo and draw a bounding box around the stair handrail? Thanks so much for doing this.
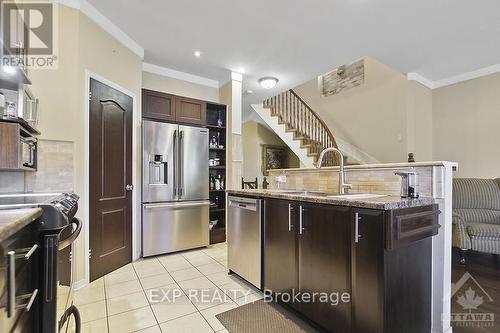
[263,89,339,165]
[288,89,337,149]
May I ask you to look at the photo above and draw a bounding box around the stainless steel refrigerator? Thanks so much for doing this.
[142,120,209,257]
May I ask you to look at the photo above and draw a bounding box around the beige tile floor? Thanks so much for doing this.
[70,243,263,333]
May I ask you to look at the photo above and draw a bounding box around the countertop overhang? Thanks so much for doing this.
[227,189,435,210]
[0,208,42,242]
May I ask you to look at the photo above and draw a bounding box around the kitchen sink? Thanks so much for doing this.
[283,191,332,197]
[328,193,387,200]
[267,190,332,197]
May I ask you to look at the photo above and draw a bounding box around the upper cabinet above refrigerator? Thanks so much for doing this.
[142,89,206,126]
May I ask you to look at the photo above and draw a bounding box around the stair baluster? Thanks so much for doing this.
[263,89,339,166]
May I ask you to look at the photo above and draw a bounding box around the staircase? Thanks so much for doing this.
[252,89,379,168]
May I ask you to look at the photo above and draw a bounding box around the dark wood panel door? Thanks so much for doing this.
[142,89,175,122]
[351,209,385,333]
[175,96,206,125]
[89,78,133,281]
[264,199,298,305]
[298,203,351,332]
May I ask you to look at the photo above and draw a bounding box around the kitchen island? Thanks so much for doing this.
[227,189,440,333]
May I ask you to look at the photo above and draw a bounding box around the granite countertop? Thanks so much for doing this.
[0,208,42,242]
[227,189,435,210]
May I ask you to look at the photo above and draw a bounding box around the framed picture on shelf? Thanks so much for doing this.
[261,145,287,176]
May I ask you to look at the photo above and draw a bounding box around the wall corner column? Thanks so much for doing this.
[219,72,243,191]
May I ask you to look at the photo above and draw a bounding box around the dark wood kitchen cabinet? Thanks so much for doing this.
[351,208,385,333]
[298,203,351,332]
[142,89,206,125]
[0,221,40,333]
[264,199,298,307]
[142,89,176,122]
[175,96,206,125]
[263,198,439,333]
[264,199,351,331]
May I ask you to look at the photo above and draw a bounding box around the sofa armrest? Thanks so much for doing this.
[452,213,471,250]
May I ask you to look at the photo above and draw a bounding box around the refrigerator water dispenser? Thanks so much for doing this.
[149,154,168,185]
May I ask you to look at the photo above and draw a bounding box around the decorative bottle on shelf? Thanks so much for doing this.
[209,176,214,190]
[220,176,225,190]
[216,132,220,148]
[215,175,221,190]
[217,111,223,127]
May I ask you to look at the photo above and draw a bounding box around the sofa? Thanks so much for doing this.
[452,178,500,263]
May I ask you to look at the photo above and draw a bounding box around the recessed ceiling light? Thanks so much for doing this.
[245,90,253,94]
[194,50,201,58]
[1,66,16,75]
[259,77,278,89]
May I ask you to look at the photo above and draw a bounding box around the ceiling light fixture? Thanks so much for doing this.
[194,50,201,58]
[259,77,278,89]
[245,90,253,94]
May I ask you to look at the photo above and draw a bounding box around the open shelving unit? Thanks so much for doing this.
[206,102,227,244]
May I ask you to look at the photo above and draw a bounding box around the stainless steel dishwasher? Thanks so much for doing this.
[227,196,262,289]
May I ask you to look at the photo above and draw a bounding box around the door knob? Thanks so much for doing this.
[126,184,134,191]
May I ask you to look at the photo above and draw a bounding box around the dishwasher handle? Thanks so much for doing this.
[228,197,259,212]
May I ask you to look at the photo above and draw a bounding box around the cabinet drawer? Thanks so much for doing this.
[386,204,440,250]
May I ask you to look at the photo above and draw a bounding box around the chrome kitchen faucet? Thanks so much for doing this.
[316,147,352,194]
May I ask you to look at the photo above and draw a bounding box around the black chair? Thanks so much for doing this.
[242,177,258,189]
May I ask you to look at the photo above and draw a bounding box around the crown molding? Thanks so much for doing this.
[408,63,500,90]
[56,0,144,59]
[142,62,220,89]
[432,64,500,89]
[406,72,435,89]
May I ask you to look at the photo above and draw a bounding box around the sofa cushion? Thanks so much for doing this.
[467,223,500,239]
[453,178,500,210]
[454,209,500,225]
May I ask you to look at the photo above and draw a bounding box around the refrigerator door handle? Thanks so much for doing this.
[173,129,177,197]
[143,201,209,209]
[179,130,184,197]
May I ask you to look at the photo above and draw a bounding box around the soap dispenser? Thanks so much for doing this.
[394,171,419,198]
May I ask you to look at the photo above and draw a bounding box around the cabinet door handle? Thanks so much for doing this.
[25,289,38,312]
[355,212,361,243]
[299,205,304,234]
[7,251,15,317]
[24,244,38,260]
[288,204,293,231]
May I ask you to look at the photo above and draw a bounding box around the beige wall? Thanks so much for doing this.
[242,121,300,186]
[29,4,143,283]
[142,72,219,103]
[293,57,409,163]
[293,57,434,164]
[406,80,433,161]
[432,72,500,178]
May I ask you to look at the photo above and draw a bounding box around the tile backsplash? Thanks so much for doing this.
[25,140,74,192]
[268,166,434,197]
[0,139,74,194]
[0,171,25,193]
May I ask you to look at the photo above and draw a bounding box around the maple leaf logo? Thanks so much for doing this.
[456,287,484,311]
